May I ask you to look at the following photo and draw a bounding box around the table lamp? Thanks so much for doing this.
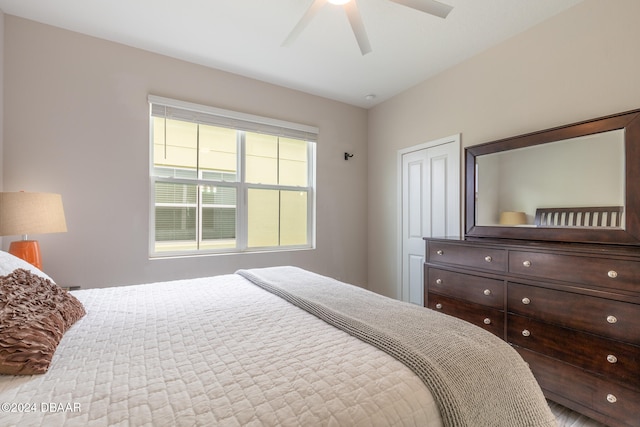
[0,192,67,270]
[499,211,528,226]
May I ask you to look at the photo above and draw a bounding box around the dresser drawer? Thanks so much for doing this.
[427,293,504,338]
[426,268,504,309]
[508,283,640,345]
[508,314,640,385]
[427,241,507,272]
[516,347,640,427]
[509,250,640,292]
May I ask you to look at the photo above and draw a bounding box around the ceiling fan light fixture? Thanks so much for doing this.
[284,0,453,55]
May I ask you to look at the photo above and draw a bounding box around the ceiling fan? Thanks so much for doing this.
[282,0,453,55]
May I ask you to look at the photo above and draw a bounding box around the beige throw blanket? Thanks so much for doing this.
[237,266,557,427]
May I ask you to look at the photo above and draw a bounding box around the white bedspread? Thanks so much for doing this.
[0,274,442,426]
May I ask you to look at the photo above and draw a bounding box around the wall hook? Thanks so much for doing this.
[344,152,354,161]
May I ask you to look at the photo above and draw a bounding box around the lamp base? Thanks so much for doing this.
[9,240,43,270]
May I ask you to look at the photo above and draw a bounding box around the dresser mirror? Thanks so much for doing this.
[465,108,640,245]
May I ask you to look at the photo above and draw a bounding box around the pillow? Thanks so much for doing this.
[0,269,86,375]
[0,250,56,283]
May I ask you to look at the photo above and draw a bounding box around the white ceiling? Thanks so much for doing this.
[0,0,584,108]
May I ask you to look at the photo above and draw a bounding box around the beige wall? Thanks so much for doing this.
[3,16,368,288]
[368,0,640,298]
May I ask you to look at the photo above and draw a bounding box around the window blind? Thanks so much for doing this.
[149,95,318,142]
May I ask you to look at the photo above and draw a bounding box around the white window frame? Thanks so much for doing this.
[148,95,317,258]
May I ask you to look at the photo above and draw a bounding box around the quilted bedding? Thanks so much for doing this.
[239,267,556,427]
[0,272,442,426]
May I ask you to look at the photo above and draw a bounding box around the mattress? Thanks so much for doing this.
[0,273,442,426]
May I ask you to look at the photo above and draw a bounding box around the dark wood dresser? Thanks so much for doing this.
[424,237,640,427]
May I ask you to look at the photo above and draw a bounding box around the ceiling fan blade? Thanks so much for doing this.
[344,0,372,55]
[282,0,329,47]
[388,0,453,19]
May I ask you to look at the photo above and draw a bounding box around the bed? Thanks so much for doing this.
[1,255,561,427]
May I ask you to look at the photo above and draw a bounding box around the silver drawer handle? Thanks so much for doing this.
[607,354,618,364]
[522,297,531,305]
[435,278,443,285]
[522,260,531,267]
[436,250,444,255]
[607,315,618,324]
[435,303,443,309]
[484,256,492,262]
[608,270,618,279]
[483,289,491,296]
[606,394,617,404]
[483,318,491,325]
[522,329,530,337]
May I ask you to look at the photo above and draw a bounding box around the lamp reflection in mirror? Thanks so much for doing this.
[499,211,527,226]
[0,192,67,270]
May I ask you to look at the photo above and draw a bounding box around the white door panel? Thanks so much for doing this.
[408,160,423,238]
[408,254,424,305]
[429,154,448,237]
[403,152,428,305]
[400,135,460,304]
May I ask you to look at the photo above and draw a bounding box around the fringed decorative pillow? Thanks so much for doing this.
[0,269,85,375]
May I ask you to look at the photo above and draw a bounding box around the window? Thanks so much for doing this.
[149,96,317,256]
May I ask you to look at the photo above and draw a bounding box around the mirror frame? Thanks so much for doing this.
[465,108,640,245]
